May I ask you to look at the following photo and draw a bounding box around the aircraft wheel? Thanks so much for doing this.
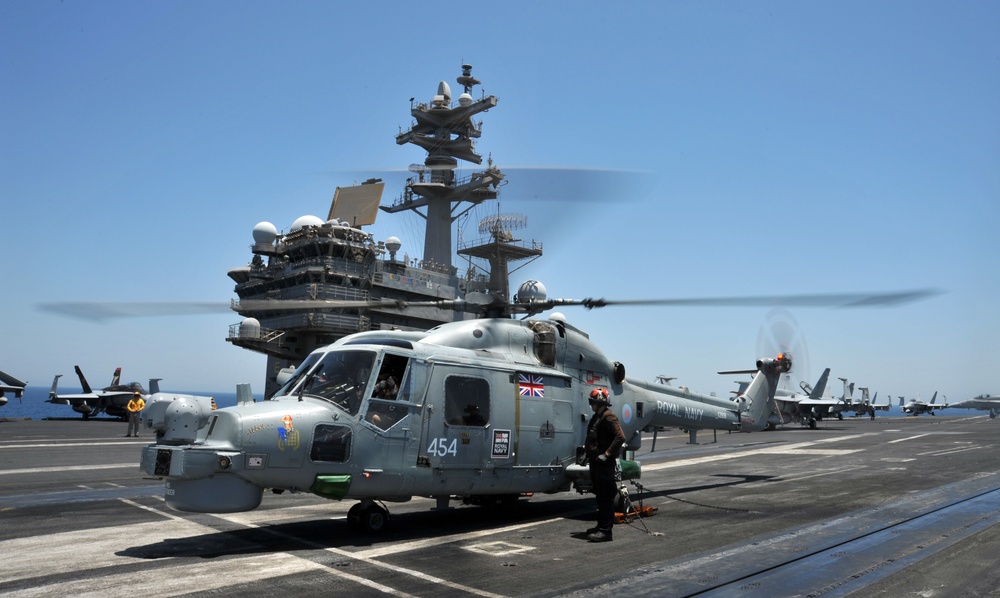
[809,419,817,430]
[837,413,843,420]
[359,504,389,533]
[346,503,363,530]
[613,490,626,513]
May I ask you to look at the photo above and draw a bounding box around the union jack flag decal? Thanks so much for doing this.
[518,374,545,397]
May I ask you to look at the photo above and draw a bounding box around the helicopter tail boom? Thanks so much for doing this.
[731,354,793,431]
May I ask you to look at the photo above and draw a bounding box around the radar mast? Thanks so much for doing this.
[458,210,543,303]
[382,64,505,270]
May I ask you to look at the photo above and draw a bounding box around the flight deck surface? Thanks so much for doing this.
[2,415,998,597]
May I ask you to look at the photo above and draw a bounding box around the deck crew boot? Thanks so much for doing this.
[586,527,612,542]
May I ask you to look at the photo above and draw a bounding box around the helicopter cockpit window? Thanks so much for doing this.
[298,350,375,415]
[364,353,411,431]
[444,376,490,427]
[271,353,322,399]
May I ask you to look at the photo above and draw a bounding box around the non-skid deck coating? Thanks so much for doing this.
[2,415,998,597]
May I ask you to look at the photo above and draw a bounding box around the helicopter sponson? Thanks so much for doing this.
[140,317,789,526]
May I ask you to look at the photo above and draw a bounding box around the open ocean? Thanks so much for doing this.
[1,385,920,421]
[0,386,242,421]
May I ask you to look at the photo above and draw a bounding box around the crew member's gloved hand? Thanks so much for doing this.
[597,454,608,463]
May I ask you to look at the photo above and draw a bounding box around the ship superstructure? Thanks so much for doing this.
[226,65,541,396]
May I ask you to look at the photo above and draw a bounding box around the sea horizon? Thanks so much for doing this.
[1,385,926,423]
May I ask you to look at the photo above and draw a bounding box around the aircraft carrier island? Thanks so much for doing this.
[226,64,540,397]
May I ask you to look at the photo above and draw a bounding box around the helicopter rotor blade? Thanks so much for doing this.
[37,302,234,321]
[557,289,943,310]
[37,288,942,322]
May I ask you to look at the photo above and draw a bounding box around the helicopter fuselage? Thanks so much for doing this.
[140,317,783,514]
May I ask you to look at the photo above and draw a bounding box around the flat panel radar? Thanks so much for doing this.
[328,180,385,227]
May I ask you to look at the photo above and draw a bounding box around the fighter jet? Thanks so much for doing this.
[844,386,891,417]
[899,392,948,416]
[768,367,848,429]
[47,366,147,420]
[949,394,1000,419]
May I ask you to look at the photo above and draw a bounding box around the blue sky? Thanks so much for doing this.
[2,1,997,400]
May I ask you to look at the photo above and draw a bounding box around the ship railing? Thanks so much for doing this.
[227,323,285,343]
[373,262,455,286]
[456,236,543,253]
[281,224,375,247]
[232,287,370,310]
[385,170,500,210]
[286,256,371,278]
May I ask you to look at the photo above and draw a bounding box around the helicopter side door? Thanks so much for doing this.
[420,364,514,477]
[513,372,576,468]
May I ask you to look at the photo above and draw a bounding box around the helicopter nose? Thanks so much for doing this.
[144,393,215,444]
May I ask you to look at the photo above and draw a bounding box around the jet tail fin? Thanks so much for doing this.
[49,374,63,399]
[75,366,93,394]
[930,391,938,404]
[149,378,163,394]
[110,367,122,387]
[809,368,831,400]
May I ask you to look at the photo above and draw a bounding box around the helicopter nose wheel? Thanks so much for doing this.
[347,501,390,533]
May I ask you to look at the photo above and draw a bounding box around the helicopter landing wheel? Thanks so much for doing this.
[348,502,389,533]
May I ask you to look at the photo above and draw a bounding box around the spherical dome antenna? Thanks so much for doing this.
[290,215,324,232]
[516,280,547,304]
[239,317,261,339]
[252,221,278,244]
[458,93,473,107]
[385,236,402,260]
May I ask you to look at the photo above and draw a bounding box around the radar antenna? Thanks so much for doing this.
[458,209,542,304]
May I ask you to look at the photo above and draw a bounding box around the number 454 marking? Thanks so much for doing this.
[427,437,458,457]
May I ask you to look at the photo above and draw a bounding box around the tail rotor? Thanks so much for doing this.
[756,308,810,392]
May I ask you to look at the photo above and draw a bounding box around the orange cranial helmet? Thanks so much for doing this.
[589,387,610,406]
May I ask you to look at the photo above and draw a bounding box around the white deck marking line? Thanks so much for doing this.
[641,435,869,473]
[351,516,570,559]
[0,463,136,475]
[1,441,147,448]
[918,445,989,457]
[887,434,933,444]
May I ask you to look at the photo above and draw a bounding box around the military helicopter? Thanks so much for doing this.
[138,280,937,532]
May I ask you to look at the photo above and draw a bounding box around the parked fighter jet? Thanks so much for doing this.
[767,367,848,429]
[47,366,147,419]
[949,394,1000,419]
[0,369,28,407]
[899,392,948,416]
[844,386,890,418]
